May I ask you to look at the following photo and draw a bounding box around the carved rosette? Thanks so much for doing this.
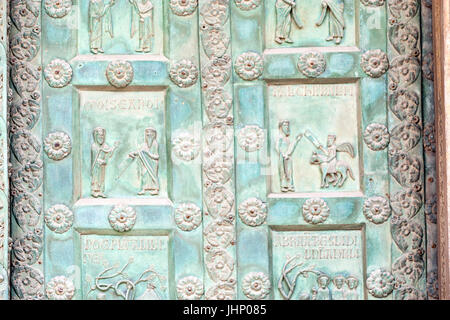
[108,205,137,232]
[10,0,44,300]
[45,276,75,300]
[361,49,389,78]
[302,198,330,225]
[387,0,426,299]
[242,272,270,300]
[364,123,390,151]
[43,131,72,161]
[44,204,73,234]
[367,269,395,298]
[234,0,261,11]
[237,125,264,152]
[200,0,236,299]
[177,276,204,300]
[175,202,202,231]
[44,0,72,18]
[169,59,199,88]
[44,59,72,88]
[363,197,392,224]
[297,52,327,78]
[170,0,198,16]
[238,198,267,227]
[106,61,134,88]
[234,52,263,81]
[172,132,200,161]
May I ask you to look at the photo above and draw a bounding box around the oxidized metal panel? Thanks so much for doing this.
[7,0,434,300]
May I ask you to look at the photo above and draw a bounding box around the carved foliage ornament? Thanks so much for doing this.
[108,205,137,232]
[242,272,270,300]
[361,49,389,78]
[11,264,44,300]
[234,0,261,11]
[44,58,72,88]
[106,61,134,88]
[297,52,327,78]
[169,59,199,88]
[44,0,72,18]
[360,0,385,6]
[169,0,198,16]
[234,52,263,81]
[177,276,203,300]
[43,131,72,161]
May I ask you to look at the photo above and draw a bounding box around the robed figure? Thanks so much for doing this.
[129,0,154,53]
[129,128,160,195]
[275,0,303,44]
[316,0,345,44]
[88,0,116,54]
[91,127,119,198]
[277,120,303,193]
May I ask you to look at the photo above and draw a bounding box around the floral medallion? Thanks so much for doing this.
[360,0,385,6]
[170,59,199,88]
[242,272,270,300]
[106,61,134,88]
[43,131,71,161]
[172,132,200,161]
[205,249,234,282]
[202,55,232,87]
[205,283,235,300]
[44,0,72,18]
[364,123,390,151]
[366,269,395,298]
[44,59,72,88]
[200,0,229,26]
[234,0,261,10]
[108,205,137,232]
[363,197,391,224]
[205,87,232,121]
[390,189,422,219]
[45,204,73,234]
[175,202,202,231]
[238,198,267,227]
[13,229,43,265]
[201,25,230,59]
[204,220,234,249]
[46,276,75,300]
[12,193,42,228]
[389,90,419,121]
[361,49,389,78]
[390,122,421,152]
[237,125,264,152]
[11,30,40,61]
[176,276,203,300]
[297,52,327,78]
[11,265,44,300]
[302,198,330,225]
[170,0,198,16]
[234,52,263,81]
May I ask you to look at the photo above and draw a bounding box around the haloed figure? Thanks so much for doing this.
[129,128,160,196]
[129,0,154,53]
[275,0,303,44]
[277,120,303,193]
[91,127,119,198]
[316,0,345,45]
[88,0,116,54]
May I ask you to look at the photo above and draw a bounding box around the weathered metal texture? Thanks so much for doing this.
[9,0,44,300]
[421,0,438,300]
[0,0,9,300]
[387,0,426,299]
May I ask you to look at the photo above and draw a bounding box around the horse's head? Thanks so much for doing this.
[310,152,321,165]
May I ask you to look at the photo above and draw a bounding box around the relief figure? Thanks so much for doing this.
[312,274,332,300]
[128,128,160,196]
[316,0,345,44]
[275,0,303,44]
[277,120,303,193]
[88,0,116,54]
[332,276,345,300]
[91,127,119,198]
[129,0,154,53]
[306,130,355,188]
[344,276,359,300]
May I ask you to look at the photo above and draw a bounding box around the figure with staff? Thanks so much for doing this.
[91,127,119,198]
[88,0,116,54]
[275,0,303,44]
[277,120,303,193]
[129,0,154,53]
[316,0,345,45]
[124,128,160,196]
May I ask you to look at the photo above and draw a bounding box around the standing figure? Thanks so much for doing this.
[344,276,359,300]
[91,127,119,198]
[129,0,154,53]
[129,128,160,195]
[88,0,116,54]
[316,0,345,44]
[275,0,303,44]
[277,120,303,193]
[332,276,346,300]
[314,274,332,300]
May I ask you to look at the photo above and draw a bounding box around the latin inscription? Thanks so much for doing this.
[271,84,355,98]
[83,97,164,112]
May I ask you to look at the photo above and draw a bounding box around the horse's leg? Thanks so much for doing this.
[339,170,346,187]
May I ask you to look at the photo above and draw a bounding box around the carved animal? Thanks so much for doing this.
[310,152,355,188]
